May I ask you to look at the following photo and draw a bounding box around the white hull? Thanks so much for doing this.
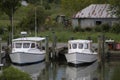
[65,52,97,64]
[10,52,45,64]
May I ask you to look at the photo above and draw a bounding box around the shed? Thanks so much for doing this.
[72,4,118,28]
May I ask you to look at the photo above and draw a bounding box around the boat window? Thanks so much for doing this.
[31,43,35,48]
[79,43,83,49]
[23,43,30,48]
[16,43,22,48]
[84,43,89,49]
[72,43,77,49]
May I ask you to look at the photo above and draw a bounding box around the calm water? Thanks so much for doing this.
[12,60,120,80]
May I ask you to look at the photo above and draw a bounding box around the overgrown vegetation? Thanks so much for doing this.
[0,66,32,80]
[0,0,120,42]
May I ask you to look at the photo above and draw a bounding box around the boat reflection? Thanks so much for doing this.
[66,61,98,80]
[12,62,45,80]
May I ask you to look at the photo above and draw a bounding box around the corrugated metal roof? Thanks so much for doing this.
[73,4,116,18]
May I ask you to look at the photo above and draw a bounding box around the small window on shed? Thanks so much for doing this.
[96,21,102,25]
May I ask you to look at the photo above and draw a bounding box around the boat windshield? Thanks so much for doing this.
[84,43,89,49]
[23,43,30,48]
[31,43,35,48]
[72,43,77,49]
[78,43,83,49]
[15,43,22,48]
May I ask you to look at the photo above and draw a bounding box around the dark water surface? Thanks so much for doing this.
[12,61,98,80]
[12,60,120,80]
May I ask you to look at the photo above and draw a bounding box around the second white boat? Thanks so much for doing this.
[65,39,97,65]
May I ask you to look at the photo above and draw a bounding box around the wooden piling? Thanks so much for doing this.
[52,31,57,59]
[45,36,49,62]
[98,34,105,80]
[0,37,1,64]
[98,34,105,63]
[101,34,105,62]
[98,35,102,63]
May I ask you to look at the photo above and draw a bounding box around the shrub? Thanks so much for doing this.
[94,23,110,32]
[73,26,84,32]
[0,66,32,80]
[84,27,92,32]
[111,23,120,34]
[94,25,102,32]
[100,23,110,32]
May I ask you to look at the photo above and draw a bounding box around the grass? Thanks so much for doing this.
[37,31,120,43]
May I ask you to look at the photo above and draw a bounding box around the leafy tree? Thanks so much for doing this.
[0,0,21,42]
[18,6,49,32]
[109,0,120,18]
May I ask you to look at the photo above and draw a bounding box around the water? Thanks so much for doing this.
[11,60,120,80]
[12,61,98,80]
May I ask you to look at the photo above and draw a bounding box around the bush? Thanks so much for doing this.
[0,66,32,80]
[100,23,110,32]
[94,25,102,32]
[84,27,92,32]
[73,26,84,32]
[111,23,120,33]
[94,23,110,32]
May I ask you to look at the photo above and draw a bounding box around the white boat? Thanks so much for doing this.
[10,37,46,65]
[65,39,97,65]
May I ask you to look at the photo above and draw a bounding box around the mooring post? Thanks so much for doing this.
[0,37,3,70]
[52,31,56,59]
[101,34,105,62]
[98,35,102,63]
[0,37,1,64]
[45,35,49,62]
[98,34,105,80]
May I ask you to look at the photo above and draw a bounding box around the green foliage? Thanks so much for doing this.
[0,0,21,17]
[109,0,120,18]
[100,23,110,32]
[84,27,92,32]
[111,23,120,33]
[0,66,32,80]
[94,23,110,32]
[17,6,49,31]
[73,26,84,32]
[94,25,102,32]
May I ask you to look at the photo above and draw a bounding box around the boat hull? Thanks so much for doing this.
[10,52,45,65]
[65,52,97,65]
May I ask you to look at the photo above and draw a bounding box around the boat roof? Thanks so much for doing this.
[12,37,45,42]
[68,39,92,43]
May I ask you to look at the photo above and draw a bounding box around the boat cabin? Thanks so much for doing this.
[12,37,45,50]
[68,40,92,50]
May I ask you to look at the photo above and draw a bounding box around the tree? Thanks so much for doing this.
[18,6,49,32]
[0,0,21,43]
[109,0,120,18]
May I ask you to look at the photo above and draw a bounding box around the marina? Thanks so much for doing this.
[0,36,120,80]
